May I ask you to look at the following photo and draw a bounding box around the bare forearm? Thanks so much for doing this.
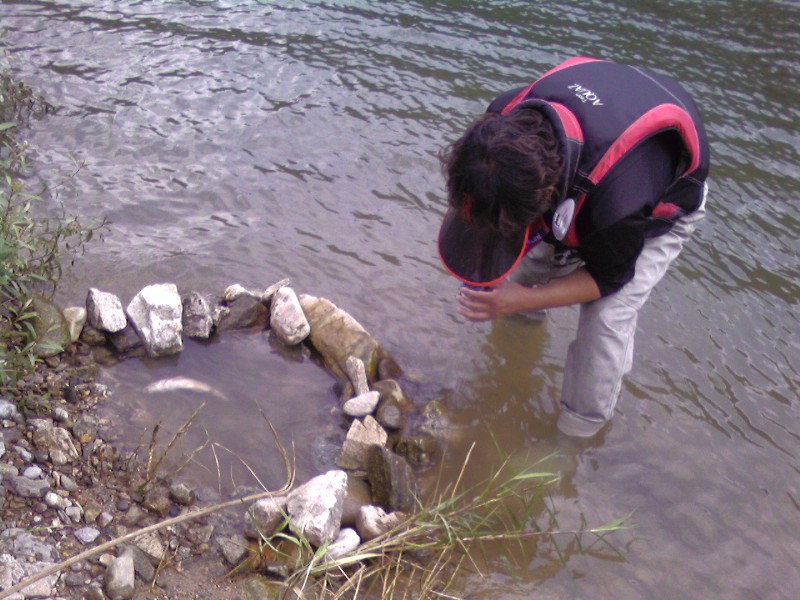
[518,267,601,312]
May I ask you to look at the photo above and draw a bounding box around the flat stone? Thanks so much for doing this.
[75,527,101,545]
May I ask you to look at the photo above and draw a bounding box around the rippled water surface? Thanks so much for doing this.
[2,0,799,598]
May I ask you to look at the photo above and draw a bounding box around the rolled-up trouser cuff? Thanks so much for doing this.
[557,408,606,438]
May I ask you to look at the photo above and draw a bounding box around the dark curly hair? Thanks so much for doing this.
[440,107,563,235]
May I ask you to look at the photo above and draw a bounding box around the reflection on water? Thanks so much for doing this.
[2,0,799,597]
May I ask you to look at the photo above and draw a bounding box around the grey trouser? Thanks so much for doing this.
[510,193,707,437]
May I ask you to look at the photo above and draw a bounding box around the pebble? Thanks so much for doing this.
[65,506,83,523]
[75,526,101,544]
[0,398,22,421]
[60,473,79,492]
[13,445,33,463]
[169,482,194,506]
[52,406,70,422]
[23,465,43,479]
[44,491,71,510]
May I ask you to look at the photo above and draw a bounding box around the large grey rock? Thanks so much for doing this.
[126,283,183,357]
[298,295,386,382]
[181,292,214,339]
[217,295,268,331]
[4,530,60,562]
[335,416,387,471]
[367,446,419,513]
[269,287,310,345]
[286,470,348,548]
[0,555,58,599]
[105,554,135,600]
[86,288,127,333]
[0,554,24,594]
[31,295,71,357]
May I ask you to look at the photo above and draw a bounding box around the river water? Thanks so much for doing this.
[2,0,799,598]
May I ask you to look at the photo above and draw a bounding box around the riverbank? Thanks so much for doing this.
[0,319,274,599]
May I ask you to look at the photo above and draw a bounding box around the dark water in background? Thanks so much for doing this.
[2,0,799,597]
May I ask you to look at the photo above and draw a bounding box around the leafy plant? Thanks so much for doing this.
[0,74,105,389]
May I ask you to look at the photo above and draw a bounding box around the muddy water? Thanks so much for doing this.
[2,0,799,598]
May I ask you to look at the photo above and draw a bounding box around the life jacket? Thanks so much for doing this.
[499,57,710,247]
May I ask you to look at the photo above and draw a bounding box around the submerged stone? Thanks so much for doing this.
[31,295,71,358]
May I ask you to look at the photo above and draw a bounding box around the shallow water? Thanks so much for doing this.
[2,0,799,597]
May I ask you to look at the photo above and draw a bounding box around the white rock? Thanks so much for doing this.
[105,554,135,600]
[355,505,405,542]
[126,283,183,357]
[270,286,310,345]
[325,527,361,560]
[287,470,348,548]
[343,391,380,418]
[62,306,87,342]
[86,288,127,333]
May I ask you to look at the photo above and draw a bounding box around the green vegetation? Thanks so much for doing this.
[0,70,103,389]
[251,447,630,599]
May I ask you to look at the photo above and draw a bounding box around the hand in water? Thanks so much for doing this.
[456,279,531,322]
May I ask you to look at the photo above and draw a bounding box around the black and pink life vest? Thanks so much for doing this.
[497,57,710,247]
